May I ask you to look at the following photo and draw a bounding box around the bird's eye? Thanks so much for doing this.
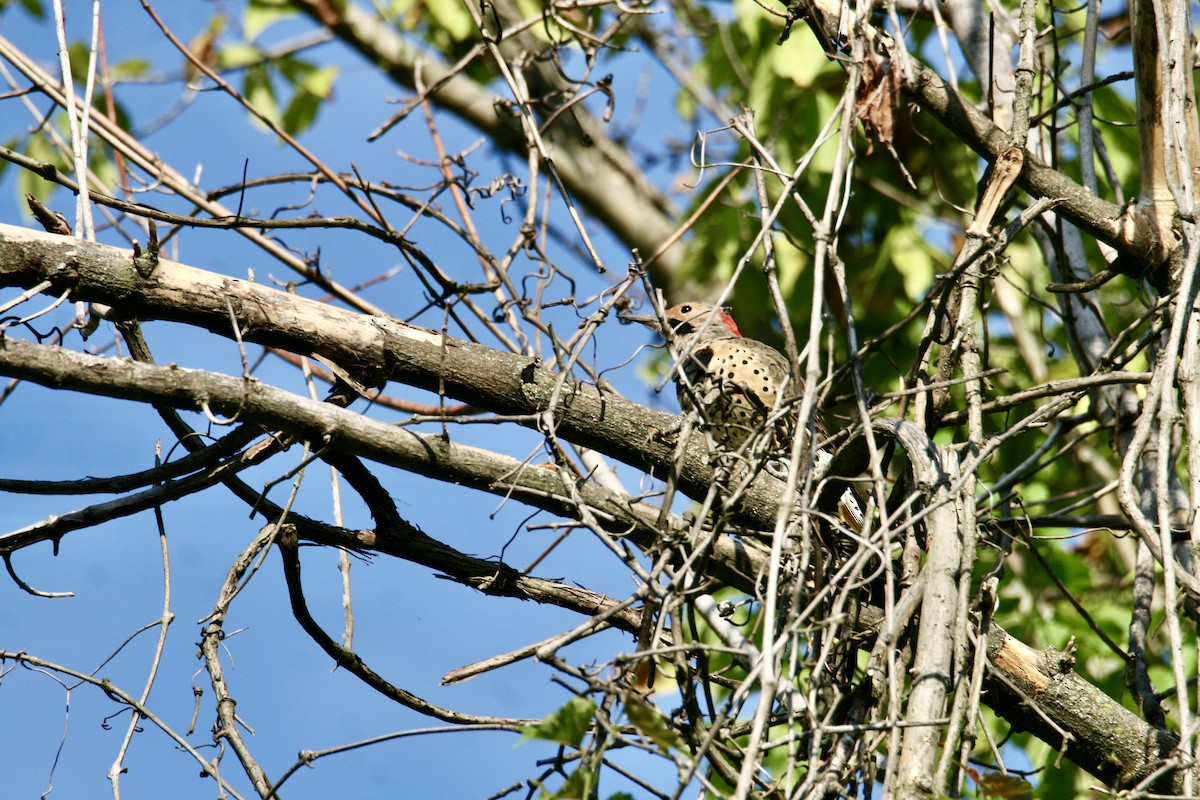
[680,305,692,313]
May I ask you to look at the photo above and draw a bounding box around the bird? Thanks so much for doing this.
[630,302,819,465]
[629,301,868,603]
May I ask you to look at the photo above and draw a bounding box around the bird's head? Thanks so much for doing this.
[662,302,742,339]
[621,301,742,342]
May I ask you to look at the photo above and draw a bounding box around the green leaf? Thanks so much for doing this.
[770,36,828,89]
[274,59,338,98]
[67,41,93,86]
[275,56,314,84]
[243,64,281,128]
[773,238,808,298]
[109,58,151,81]
[279,65,336,134]
[424,0,475,41]
[300,64,337,97]
[880,225,935,302]
[623,693,685,755]
[18,131,62,205]
[0,0,47,18]
[245,0,297,40]
[0,138,14,183]
[217,44,262,71]
[520,696,596,747]
[543,766,596,799]
[976,772,1034,799]
[733,0,769,46]
[88,145,117,193]
[281,89,320,135]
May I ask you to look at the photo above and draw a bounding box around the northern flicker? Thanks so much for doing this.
[627,301,869,619]
[632,302,818,462]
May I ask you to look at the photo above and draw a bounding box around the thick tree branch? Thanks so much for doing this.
[0,224,788,527]
[0,333,767,592]
[896,450,959,797]
[983,627,1190,794]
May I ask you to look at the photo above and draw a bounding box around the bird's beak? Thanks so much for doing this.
[618,312,664,334]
